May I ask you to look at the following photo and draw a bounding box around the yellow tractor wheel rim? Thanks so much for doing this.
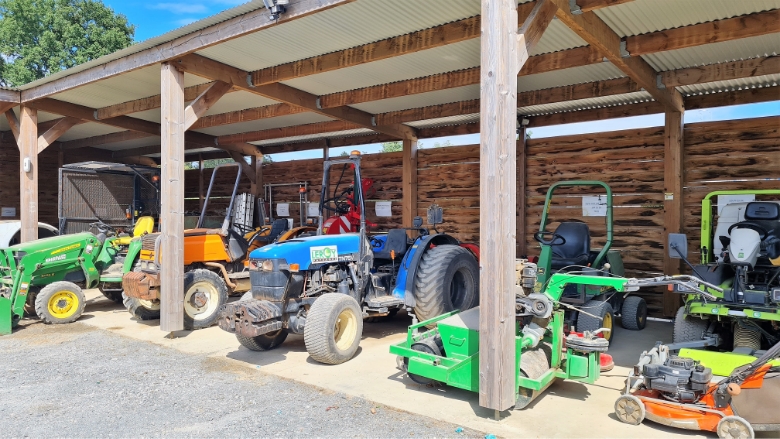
[334,308,358,351]
[602,312,613,341]
[48,291,79,319]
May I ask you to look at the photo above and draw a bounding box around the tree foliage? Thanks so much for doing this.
[380,141,402,153]
[0,0,134,87]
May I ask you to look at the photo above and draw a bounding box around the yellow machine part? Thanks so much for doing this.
[114,216,155,246]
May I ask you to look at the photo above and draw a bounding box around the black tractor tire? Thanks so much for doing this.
[99,285,124,304]
[183,269,229,330]
[234,292,289,351]
[23,287,39,317]
[620,296,648,331]
[123,291,161,321]
[34,281,86,324]
[412,245,479,327]
[304,293,363,365]
[576,300,615,342]
[673,306,710,344]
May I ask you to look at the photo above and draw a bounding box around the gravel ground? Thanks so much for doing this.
[0,321,481,438]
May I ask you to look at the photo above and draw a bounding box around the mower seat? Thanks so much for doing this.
[114,216,154,246]
[550,222,591,270]
[226,229,250,261]
[256,219,289,244]
[373,229,408,260]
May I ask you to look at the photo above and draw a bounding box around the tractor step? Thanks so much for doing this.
[365,295,403,309]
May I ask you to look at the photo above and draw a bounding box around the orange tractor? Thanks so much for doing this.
[121,163,313,329]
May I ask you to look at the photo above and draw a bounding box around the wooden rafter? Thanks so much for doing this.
[0,102,16,114]
[226,150,256,183]
[218,120,362,145]
[60,130,151,150]
[183,80,232,130]
[191,103,308,130]
[4,110,20,143]
[20,0,354,102]
[174,53,417,140]
[96,82,237,120]
[571,0,633,13]
[37,117,82,153]
[551,0,684,112]
[662,56,780,87]
[516,0,558,71]
[626,10,780,56]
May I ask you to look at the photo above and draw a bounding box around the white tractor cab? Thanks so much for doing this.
[667,190,780,376]
[0,221,59,247]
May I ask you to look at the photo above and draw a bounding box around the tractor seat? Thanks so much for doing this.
[114,216,154,246]
[256,219,290,244]
[550,222,591,270]
[373,229,409,260]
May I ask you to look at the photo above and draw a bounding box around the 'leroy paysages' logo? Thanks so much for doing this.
[310,245,338,264]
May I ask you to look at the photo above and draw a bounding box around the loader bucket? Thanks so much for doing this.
[0,295,12,335]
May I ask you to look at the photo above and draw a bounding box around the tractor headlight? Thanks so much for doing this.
[262,260,274,271]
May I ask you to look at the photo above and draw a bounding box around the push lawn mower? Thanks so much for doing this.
[615,340,780,438]
[391,260,714,410]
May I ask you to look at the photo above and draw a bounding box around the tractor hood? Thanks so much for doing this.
[3,232,97,254]
[249,233,361,270]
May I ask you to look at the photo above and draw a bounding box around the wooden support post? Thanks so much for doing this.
[160,62,186,333]
[663,109,684,317]
[19,106,38,242]
[479,0,519,413]
[517,127,527,257]
[402,137,418,230]
[198,154,205,210]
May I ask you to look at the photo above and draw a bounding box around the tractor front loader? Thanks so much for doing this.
[121,163,313,330]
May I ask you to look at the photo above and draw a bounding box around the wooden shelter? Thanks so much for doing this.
[1,0,779,413]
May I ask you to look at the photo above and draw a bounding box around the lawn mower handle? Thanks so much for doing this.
[628,275,721,301]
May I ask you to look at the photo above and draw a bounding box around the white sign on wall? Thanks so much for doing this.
[717,194,755,214]
[582,195,607,217]
[375,201,393,217]
[307,202,320,217]
[276,203,290,217]
[1,207,16,217]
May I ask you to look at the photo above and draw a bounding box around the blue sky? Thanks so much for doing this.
[103,1,779,161]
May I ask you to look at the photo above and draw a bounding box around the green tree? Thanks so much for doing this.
[0,0,134,87]
[380,141,402,153]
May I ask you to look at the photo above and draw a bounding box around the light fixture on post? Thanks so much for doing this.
[262,0,289,21]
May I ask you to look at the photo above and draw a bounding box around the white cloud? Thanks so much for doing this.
[149,3,209,14]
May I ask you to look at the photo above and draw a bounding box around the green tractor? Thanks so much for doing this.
[0,219,153,334]
[533,181,647,341]
[391,260,716,410]
[669,189,780,375]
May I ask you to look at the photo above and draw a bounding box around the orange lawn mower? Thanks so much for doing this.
[614,341,780,438]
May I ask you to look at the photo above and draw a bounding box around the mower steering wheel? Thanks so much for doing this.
[728,221,769,240]
[534,231,566,246]
[89,221,116,235]
[232,223,254,235]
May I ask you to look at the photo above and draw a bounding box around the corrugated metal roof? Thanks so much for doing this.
[677,75,780,97]
[196,113,333,137]
[407,114,479,129]
[643,35,780,72]
[252,128,375,146]
[57,123,124,142]
[519,91,655,116]
[98,137,162,152]
[596,0,780,37]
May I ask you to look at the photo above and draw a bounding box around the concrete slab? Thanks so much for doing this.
[76,290,710,438]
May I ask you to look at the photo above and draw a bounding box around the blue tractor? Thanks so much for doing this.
[218,152,480,364]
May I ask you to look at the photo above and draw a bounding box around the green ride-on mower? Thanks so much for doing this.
[533,181,647,342]
[668,189,780,375]
[0,219,154,334]
[391,259,716,409]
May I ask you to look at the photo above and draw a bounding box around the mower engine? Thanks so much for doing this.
[635,344,713,403]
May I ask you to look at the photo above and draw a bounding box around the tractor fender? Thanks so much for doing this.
[394,234,460,308]
[122,240,143,273]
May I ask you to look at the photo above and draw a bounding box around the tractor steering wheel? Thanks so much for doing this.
[89,221,116,236]
[728,221,769,241]
[370,236,384,249]
[322,188,352,214]
[534,231,566,246]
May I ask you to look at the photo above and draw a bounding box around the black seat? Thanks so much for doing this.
[550,222,591,270]
[227,229,250,261]
[373,229,409,260]
[256,219,290,244]
[744,202,780,221]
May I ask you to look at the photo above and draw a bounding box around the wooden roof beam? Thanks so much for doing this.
[0,90,19,114]
[95,82,237,120]
[226,150,256,183]
[59,130,151,150]
[218,120,362,144]
[4,110,20,143]
[175,53,417,140]
[551,0,684,112]
[626,9,780,56]
[517,0,559,71]
[662,56,780,87]
[38,117,82,153]
[570,0,634,13]
[0,102,16,114]
[20,0,354,102]
[192,102,308,130]
[183,80,232,129]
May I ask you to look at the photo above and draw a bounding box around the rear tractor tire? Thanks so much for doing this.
[673,306,710,344]
[304,293,363,365]
[412,245,479,327]
[577,300,615,342]
[99,284,124,304]
[620,296,647,331]
[183,269,229,330]
[235,293,288,351]
[123,292,161,321]
[34,281,86,324]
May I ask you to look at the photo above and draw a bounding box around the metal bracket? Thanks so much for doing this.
[620,40,630,58]
[569,0,583,15]
[656,74,666,90]
[371,116,377,126]
[315,97,323,110]
[246,74,255,88]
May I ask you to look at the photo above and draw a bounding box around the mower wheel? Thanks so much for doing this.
[673,306,709,344]
[35,282,86,324]
[304,293,363,365]
[23,287,39,317]
[235,293,288,351]
[577,300,615,342]
[183,269,229,330]
[614,394,645,425]
[413,245,479,328]
[620,296,647,330]
[717,415,754,439]
[123,292,160,320]
[515,343,552,410]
